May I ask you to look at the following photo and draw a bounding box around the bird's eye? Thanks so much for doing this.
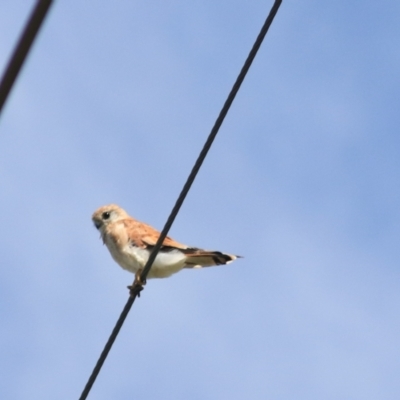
[102,211,110,220]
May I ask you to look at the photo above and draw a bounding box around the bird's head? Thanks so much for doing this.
[92,204,129,232]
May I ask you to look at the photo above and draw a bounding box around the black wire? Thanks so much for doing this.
[140,0,282,283]
[79,1,282,399]
[0,0,53,116]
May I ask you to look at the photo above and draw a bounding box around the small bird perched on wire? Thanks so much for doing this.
[92,204,239,289]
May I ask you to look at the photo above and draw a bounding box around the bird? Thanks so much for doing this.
[92,204,239,289]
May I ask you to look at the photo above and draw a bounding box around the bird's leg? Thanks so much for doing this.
[127,269,147,297]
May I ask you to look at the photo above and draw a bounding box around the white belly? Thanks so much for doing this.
[105,239,186,278]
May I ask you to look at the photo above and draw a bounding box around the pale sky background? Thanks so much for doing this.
[1,1,400,399]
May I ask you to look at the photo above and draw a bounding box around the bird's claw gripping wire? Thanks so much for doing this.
[127,269,146,297]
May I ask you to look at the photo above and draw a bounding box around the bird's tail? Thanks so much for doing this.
[183,249,239,269]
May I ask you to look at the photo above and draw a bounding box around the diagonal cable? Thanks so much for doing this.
[79,1,282,399]
[0,0,53,116]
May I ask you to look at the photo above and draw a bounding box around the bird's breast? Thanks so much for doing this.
[103,228,187,278]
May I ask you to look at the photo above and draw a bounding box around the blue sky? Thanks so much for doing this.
[1,1,400,399]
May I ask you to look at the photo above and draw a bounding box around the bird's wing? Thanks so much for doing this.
[123,218,189,250]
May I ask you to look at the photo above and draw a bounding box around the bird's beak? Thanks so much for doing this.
[93,219,102,230]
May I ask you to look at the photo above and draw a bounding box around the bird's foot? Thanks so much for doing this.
[127,269,147,297]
